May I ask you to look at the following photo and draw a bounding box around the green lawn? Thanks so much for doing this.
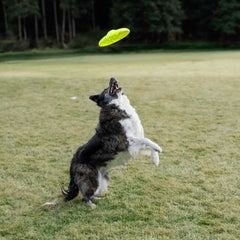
[0,50,240,240]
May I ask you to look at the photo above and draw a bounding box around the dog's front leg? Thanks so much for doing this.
[128,137,162,153]
[151,149,160,166]
[128,137,162,166]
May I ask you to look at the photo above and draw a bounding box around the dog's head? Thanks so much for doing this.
[89,77,123,107]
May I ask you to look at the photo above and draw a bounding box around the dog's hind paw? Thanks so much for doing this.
[92,196,103,200]
[86,200,97,209]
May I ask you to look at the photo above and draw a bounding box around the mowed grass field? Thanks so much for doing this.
[0,50,240,240]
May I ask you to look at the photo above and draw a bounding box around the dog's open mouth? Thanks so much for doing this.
[109,78,121,96]
[110,82,119,95]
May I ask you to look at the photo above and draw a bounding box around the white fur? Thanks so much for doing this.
[94,169,108,197]
[151,150,160,166]
[111,90,162,165]
[112,94,144,138]
[41,198,63,207]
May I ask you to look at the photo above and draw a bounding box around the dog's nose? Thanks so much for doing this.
[110,77,117,84]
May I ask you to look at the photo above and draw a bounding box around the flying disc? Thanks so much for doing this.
[98,28,130,47]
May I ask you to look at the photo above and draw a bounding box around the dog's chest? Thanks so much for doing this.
[120,109,144,138]
[113,95,144,138]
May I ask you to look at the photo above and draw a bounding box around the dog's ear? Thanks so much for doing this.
[89,95,99,103]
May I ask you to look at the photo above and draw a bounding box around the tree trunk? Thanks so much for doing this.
[23,19,27,41]
[91,0,96,30]
[18,16,22,41]
[68,10,72,41]
[35,15,39,45]
[2,0,9,35]
[41,0,47,39]
[62,8,66,46]
[53,0,59,43]
[72,17,76,38]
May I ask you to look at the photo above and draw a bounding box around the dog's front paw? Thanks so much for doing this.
[153,144,162,153]
[151,151,159,166]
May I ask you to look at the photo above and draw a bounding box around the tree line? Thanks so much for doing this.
[0,0,239,50]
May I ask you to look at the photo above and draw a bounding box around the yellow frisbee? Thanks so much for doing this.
[98,28,130,47]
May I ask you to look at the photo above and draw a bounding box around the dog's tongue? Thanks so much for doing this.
[112,83,118,94]
[110,82,118,95]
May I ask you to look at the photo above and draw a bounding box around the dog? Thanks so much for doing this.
[42,77,162,209]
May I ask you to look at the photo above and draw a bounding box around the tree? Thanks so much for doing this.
[91,0,95,30]
[111,0,184,43]
[41,0,47,39]
[53,0,60,43]
[2,0,9,35]
[181,0,218,40]
[68,7,72,40]
[60,0,92,44]
[156,0,185,41]
[7,0,38,41]
[34,14,39,44]
[60,0,68,45]
[212,0,240,41]
[70,0,92,33]
[69,0,82,38]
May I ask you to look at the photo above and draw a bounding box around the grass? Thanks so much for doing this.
[0,50,240,240]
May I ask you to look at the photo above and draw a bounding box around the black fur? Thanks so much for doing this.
[62,79,129,205]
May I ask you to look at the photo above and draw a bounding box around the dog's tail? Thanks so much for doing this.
[61,179,79,202]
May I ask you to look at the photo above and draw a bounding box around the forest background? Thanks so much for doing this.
[0,0,240,52]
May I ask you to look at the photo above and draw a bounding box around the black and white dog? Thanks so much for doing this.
[42,78,162,208]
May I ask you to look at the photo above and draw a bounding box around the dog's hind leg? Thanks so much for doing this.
[81,183,98,209]
[101,168,110,195]
[74,164,99,209]
[79,183,98,209]
[94,168,110,198]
